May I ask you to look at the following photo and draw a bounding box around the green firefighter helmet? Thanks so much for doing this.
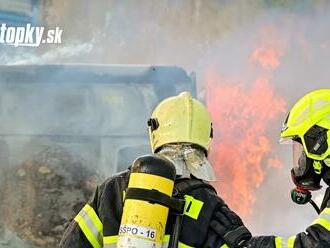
[148,92,213,154]
[281,89,330,161]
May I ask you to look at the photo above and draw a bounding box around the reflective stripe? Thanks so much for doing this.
[319,208,330,225]
[162,235,170,248]
[275,237,282,248]
[312,208,330,231]
[104,243,116,248]
[104,235,118,248]
[184,195,204,220]
[313,218,330,231]
[163,235,170,243]
[179,241,194,248]
[275,236,296,248]
[74,204,103,248]
[162,242,169,248]
[287,236,295,248]
[104,235,118,244]
[322,207,330,217]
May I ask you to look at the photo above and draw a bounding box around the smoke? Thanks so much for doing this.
[1,0,330,241]
[3,41,94,65]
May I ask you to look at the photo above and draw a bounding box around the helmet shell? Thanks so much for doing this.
[148,92,212,153]
[281,89,330,160]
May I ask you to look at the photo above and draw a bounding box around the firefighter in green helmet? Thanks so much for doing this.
[213,89,330,247]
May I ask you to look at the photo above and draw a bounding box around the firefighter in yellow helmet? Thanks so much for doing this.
[60,92,251,248]
[211,89,330,247]
[148,91,216,181]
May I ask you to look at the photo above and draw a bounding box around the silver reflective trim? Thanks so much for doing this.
[79,208,103,246]
[277,238,293,248]
[162,242,169,248]
[319,212,330,223]
[104,245,116,248]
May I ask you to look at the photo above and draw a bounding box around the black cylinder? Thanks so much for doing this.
[131,154,176,181]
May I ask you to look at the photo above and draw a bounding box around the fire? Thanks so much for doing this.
[250,26,285,71]
[205,25,287,218]
[267,157,284,169]
[206,75,286,218]
[250,46,283,70]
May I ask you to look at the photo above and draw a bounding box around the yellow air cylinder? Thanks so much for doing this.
[117,154,176,248]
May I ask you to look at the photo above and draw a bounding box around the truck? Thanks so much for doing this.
[0,0,39,27]
[0,64,196,247]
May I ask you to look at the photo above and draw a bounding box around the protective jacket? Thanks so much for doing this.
[244,212,330,248]
[211,199,330,248]
[59,169,233,248]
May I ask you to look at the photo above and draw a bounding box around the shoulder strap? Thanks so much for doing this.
[174,178,216,196]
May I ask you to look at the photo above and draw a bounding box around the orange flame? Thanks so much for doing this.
[267,157,284,169]
[250,46,283,70]
[250,26,285,71]
[206,75,286,218]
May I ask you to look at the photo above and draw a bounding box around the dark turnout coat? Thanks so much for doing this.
[60,169,330,248]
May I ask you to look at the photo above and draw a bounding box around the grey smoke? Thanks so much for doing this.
[1,0,330,241]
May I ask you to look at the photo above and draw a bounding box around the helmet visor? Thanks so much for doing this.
[279,137,294,145]
[292,141,308,177]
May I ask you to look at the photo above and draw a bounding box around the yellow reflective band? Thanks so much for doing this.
[313,161,322,174]
[163,235,170,243]
[104,236,118,244]
[74,214,101,248]
[321,207,330,217]
[179,241,194,248]
[220,244,229,248]
[312,207,330,232]
[74,204,103,248]
[287,236,296,248]
[184,195,204,220]
[313,218,330,231]
[82,204,103,232]
[275,236,295,248]
[275,236,282,248]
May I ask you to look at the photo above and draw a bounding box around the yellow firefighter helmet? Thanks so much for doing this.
[281,89,330,161]
[148,92,213,154]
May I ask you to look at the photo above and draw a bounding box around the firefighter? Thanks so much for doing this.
[211,89,330,247]
[59,91,252,248]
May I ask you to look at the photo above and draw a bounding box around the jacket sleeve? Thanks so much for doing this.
[59,172,127,248]
[244,207,330,248]
[59,186,103,248]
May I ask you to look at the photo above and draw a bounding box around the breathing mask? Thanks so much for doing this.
[289,140,326,213]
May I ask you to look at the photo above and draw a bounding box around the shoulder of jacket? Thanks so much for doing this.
[175,178,217,196]
[98,169,130,193]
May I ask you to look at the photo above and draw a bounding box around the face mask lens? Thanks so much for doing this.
[292,141,307,177]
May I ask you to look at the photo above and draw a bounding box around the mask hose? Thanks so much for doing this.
[309,199,321,214]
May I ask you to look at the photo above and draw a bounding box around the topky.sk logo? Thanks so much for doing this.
[0,23,63,47]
